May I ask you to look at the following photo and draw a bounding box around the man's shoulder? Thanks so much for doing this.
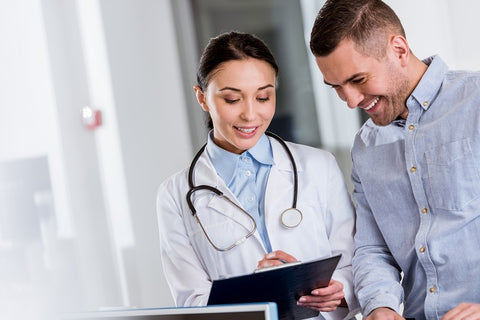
[353,119,379,145]
[352,119,404,153]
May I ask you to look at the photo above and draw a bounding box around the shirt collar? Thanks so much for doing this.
[409,55,448,111]
[205,132,273,184]
[248,133,274,166]
[392,118,406,127]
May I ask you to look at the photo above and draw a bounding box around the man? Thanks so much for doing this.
[309,0,480,319]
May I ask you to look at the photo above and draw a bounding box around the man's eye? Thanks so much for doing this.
[352,78,365,84]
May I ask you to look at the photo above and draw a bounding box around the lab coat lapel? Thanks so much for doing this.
[264,138,302,224]
[194,152,259,232]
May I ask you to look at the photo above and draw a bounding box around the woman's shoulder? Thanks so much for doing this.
[157,166,190,196]
[283,140,336,163]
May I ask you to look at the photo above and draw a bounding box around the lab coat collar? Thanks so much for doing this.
[268,135,303,173]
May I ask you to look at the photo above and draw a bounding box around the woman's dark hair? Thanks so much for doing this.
[310,0,405,58]
[196,31,279,91]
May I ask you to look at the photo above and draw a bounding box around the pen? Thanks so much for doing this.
[279,259,288,264]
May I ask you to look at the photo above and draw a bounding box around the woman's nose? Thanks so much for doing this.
[240,101,255,120]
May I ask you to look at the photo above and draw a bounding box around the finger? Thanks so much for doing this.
[300,305,338,312]
[298,291,345,304]
[442,303,480,320]
[311,279,344,296]
[256,258,284,268]
[257,250,297,268]
[299,292,345,305]
[298,299,342,307]
[265,250,297,263]
[297,299,342,312]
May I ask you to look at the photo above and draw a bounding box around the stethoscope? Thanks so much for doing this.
[186,131,303,251]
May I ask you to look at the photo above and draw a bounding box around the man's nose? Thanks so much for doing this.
[343,85,364,109]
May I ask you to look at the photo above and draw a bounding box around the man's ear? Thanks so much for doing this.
[193,86,209,112]
[390,35,409,66]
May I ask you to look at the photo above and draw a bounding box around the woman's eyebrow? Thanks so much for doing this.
[219,86,241,92]
[218,84,274,92]
[257,84,274,91]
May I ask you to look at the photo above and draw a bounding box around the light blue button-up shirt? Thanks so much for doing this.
[352,56,480,320]
[206,133,274,252]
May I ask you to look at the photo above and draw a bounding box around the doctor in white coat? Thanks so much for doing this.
[156,31,359,320]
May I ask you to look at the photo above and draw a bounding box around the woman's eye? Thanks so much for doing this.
[225,98,239,104]
[257,97,270,102]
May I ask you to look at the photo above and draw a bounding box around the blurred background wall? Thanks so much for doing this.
[1,0,479,319]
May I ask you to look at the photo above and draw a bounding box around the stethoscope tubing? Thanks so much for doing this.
[185,131,302,251]
[187,131,299,210]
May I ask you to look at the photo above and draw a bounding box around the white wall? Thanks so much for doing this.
[387,0,480,70]
[1,0,189,319]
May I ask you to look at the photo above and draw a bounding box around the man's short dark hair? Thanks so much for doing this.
[310,0,405,58]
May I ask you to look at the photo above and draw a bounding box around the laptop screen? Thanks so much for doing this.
[61,303,278,320]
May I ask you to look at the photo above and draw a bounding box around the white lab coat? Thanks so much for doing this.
[156,136,359,320]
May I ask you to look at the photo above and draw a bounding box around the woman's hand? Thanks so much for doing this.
[257,251,346,313]
[256,250,297,269]
[296,279,347,312]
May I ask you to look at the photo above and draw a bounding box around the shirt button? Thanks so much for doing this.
[248,195,254,202]
[410,166,417,173]
[245,170,251,177]
[408,124,415,130]
[429,286,436,293]
[423,101,429,106]
[419,246,426,253]
[422,208,428,214]
[242,156,249,162]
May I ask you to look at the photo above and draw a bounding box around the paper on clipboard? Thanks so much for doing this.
[207,254,342,320]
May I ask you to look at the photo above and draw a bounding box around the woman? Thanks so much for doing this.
[156,31,358,320]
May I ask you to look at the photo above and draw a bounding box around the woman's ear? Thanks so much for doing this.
[193,86,209,112]
[390,35,409,67]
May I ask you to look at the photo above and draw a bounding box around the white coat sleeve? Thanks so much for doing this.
[156,175,211,306]
[322,154,360,320]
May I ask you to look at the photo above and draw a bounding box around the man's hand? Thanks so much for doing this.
[365,307,404,320]
[442,303,480,320]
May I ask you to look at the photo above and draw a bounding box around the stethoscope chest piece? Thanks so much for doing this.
[280,208,303,228]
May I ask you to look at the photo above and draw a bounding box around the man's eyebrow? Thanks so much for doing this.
[324,73,366,86]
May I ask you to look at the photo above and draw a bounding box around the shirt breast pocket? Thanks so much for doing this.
[425,139,480,210]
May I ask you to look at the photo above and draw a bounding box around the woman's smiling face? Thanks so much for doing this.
[195,58,276,154]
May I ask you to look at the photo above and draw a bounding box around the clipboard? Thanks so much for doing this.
[207,254,341,320]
